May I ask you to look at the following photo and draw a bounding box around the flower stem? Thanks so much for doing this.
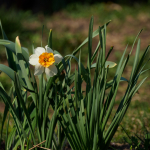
[39,73,43,139]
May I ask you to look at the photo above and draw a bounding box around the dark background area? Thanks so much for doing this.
[0,0,150,14]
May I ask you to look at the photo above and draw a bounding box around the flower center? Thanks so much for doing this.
[39,52,55,68]
[44,58,48,62]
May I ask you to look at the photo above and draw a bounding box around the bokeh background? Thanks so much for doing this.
[0,0,150,146]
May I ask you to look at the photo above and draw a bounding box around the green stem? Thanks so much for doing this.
[39,73,43,139]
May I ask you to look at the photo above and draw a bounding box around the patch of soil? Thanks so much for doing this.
[23,10,150,62]
[0,140,5,150]
[0,102,5,113]
[0,141,131,150]
[109,143,130,150]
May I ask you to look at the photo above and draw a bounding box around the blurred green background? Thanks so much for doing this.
[0,0,150,145]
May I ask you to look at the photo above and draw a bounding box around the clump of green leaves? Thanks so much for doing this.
[56,17,150,150]
[0,16,149,150]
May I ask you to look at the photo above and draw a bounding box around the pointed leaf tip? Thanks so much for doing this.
[16,36,21,47]
[105,61,117,68]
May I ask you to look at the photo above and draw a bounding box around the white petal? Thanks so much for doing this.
[29,54,39,65]
[34,63,44,75]
[54,54,63,63]
[45,64,58,77]
[45,45,53,53]
[34,47,45,56]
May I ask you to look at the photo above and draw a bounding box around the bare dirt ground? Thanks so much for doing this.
[45,11,150,53]
[0,140,131,150]
[0,102,4,113]
[22,8,150,53]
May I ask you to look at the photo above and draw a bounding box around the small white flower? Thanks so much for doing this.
[29,45,63,77]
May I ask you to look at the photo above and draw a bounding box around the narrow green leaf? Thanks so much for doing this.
[115,45,128,75]
[130,39,140,81]
[91,41,100,63]
[87,16,94,70]
[91,61,117,69]
[130,29,143,55]
[73,20,111,56]
[14,73,36,145]
[0,64,28,89]
[5,112,10,150]
[45,88,58,148]
[41,25,44,47]
[6,127,16,149]
[1,86,13,139]
[38,74,44,140]
[48,29,52,48]
[0,21,17,71]
[0,87,28,142]
[102,56,128,131]
[105,46,114,60]
[15,37,36,103]
[0,39,29,62]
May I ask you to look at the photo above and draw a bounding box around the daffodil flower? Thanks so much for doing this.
[29,45,63,76]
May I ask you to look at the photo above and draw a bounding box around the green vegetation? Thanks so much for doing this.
[0,3,150,147]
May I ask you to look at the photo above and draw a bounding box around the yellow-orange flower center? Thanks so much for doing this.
[39,52,55,68]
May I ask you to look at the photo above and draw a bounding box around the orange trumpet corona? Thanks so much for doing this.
[39,52,55,67]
